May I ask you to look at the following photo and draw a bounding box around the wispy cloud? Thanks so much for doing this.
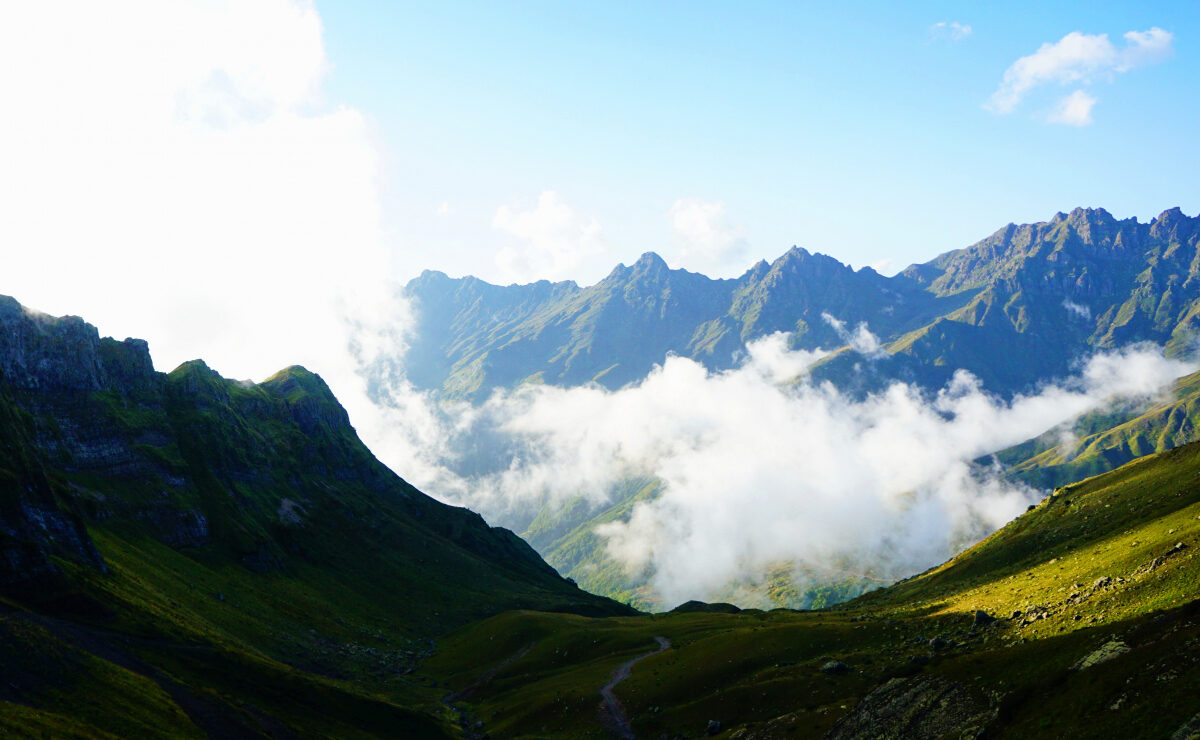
[492,190,605,283]
[822,313,887,359]
[930,21,972,42]
[1063,299,1093,319]
[986,28,1172,122]
[668,198,748,274]
[1047,89,1098,126]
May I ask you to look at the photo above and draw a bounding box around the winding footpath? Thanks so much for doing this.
[599,635,671,740]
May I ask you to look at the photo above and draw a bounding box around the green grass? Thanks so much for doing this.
[424,440,1200,739]
[1,338,626,738]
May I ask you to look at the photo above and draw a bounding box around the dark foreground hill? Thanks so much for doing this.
[0,295,629,737]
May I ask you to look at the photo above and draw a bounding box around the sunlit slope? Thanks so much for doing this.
[427,440,1200,739]
[996,368,1200,489]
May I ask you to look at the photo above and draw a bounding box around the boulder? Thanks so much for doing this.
[820,660,850,675]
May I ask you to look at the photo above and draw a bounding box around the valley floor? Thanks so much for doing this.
[426,441,1200,739]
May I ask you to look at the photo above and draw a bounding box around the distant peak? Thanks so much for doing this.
[1154,206,1188,223]
[774,245,846,272]
[1067,206,1114,222]
[633,252,668,270]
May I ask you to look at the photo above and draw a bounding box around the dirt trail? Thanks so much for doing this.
[599,635,670,740]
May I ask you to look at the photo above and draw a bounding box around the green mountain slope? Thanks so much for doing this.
[403,248,943,401]
[995,368,1200,489]
[402,206,1200,612]
[404,207,1200,402]
[0,295,630,737]
[427,437,1200,739]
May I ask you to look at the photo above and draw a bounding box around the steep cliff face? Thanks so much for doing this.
[0,295,626,625]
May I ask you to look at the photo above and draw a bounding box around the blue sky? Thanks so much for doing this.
[0,1,1197,384]
[318,1,1200,282]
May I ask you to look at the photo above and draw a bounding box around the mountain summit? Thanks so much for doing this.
[403,208,1200,401]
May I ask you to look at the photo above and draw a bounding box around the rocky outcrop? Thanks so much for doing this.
[0,296,158,394]
[0,379,105,593]
[824,675,998,740]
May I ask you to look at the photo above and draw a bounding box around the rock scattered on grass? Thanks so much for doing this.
[1073,640,1131,671]
[820,660,850,675]
[972,610,996,628]
[1170,711,1200,740]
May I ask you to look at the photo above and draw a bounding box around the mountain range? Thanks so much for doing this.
[404,207,1200,401]
[5,207,1200,737]
[401,207,1200,611]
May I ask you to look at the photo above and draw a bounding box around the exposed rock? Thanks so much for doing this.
[1171,711,1200,740]
[707,719,722,735]
[820,660,850,675]
[824,675,997,740]
[278,498,307,527]
[1073,640,1131,671]
[971,610,996,628]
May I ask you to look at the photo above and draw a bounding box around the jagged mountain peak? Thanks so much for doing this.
[632,251,669,270]
[602,251,672,283]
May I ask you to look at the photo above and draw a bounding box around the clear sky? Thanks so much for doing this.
[1,1,1198,385]
[315,1,1200,283]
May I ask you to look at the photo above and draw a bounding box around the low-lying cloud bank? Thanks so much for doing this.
[357,328,1193,608]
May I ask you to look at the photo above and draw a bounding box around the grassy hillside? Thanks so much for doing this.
[0,297,630,737]
[997,368,1200,489]
[426,439,1200,739]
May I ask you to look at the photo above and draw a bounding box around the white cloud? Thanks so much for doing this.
[1047,90,1098,126]
[1063,299,1093,319]
[1121,27,1175,69]
[436,201,454,217]
[667,198,748,274]
[0,1,408,444]
[822,313,887,359]
[986,27,1173,118]
[930,21,972,42]
[492,190,605,283]
[365,327,1192,609]
[868,258,896,276]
